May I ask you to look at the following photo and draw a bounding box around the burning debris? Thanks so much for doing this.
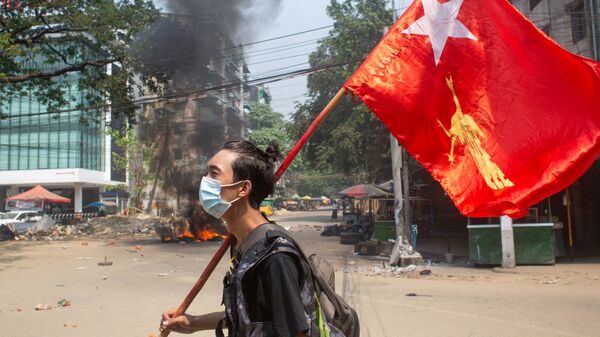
[156,216,227,243]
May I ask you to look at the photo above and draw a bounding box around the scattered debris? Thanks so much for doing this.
[406,293,433,297]
[542,279,558,285]
[73,257,91,260]
[158,273,168,277]
[35,304,52,310]
[9,214,160,241]
[405,264,417,272]
[0,224,16,241]
[344,263,432,277]
[98,256,113,266]
[493,267,518,274]
[75,267,87,271]
[57,299,71,307]
[102,276,108,280]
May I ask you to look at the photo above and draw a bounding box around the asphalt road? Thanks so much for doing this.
[0,209,599,337]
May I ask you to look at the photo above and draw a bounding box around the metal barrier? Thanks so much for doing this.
[49,213,97,222]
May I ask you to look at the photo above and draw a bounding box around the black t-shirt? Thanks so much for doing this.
[242,252,310,337]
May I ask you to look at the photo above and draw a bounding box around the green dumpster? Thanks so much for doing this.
[373,220,396,241]
[468,223,555,265]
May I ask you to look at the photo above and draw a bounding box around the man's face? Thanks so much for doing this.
[206,149,242,202]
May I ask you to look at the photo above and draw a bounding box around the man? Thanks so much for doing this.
[160,141,311,337]
[331,201,338,219]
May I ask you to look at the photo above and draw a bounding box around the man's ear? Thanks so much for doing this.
[238,180,252,198]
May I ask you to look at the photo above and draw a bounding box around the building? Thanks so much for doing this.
[134,14,250,214]
[510,0,599,60]
[245,84,273,108]
[0,45,125,213]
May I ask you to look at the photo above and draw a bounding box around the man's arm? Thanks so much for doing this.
[160,310,225,334]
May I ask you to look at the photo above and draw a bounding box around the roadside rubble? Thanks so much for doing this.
[340,262,435,278]
[7,214,175,241]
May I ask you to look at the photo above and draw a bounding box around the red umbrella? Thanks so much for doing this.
[338,184,392,198]
[7,185,71,203]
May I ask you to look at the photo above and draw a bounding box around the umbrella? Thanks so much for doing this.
[376,180,394,193]
[290,193,301,200]
[302,195,312,200]
[86,201,117,207]
[7,185,71,203]
[338,184,392,198]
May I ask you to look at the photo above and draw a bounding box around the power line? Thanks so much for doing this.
[1,58,364,119]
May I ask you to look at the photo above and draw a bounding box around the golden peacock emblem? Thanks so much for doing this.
[436,77,514,191]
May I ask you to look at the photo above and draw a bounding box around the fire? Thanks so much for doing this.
[178,229,195,240]
[164,224,226,242]
[197,228,227,241]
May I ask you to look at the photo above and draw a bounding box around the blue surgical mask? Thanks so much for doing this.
[199,176,244,219]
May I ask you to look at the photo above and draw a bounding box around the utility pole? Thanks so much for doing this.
[238,45,246,138]
[589,0,599,60]
[389,0,413,259]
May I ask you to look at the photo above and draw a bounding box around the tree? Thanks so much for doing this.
[0,1,159,121]
[289,0,393,183]
[110,128,156,209]
[248,102,305,170]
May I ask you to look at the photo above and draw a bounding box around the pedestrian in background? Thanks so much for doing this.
[332,200,338,219]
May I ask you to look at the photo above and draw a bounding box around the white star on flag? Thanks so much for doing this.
[402,0,477,65]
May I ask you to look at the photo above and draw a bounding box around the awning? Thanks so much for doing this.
[6,185,71,203]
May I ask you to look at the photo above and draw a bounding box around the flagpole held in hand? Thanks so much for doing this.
[159,87,347,337]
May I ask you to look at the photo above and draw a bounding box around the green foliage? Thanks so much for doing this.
[289,0,393,185]
[292,171,354,198]
[109,128,156,208]
[0,1,160,121]
[106,184,128,192]
[248,102,306,171]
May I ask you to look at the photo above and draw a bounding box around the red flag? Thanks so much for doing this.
[344,0,600,218]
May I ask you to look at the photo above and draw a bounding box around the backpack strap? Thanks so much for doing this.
[236,222,281,256]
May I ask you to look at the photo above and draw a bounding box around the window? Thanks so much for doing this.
[568,0,588,42]
[530,0,542,10]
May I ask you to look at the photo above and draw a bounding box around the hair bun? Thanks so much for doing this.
[265,143,281,164]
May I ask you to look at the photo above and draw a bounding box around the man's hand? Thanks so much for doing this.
[160,309,197,334]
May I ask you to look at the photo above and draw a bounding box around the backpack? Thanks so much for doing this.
[240,223,360,337]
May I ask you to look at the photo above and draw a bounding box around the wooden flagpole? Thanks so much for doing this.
[159,88,347,337]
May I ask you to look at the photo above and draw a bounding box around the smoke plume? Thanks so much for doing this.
[165,0,283,43]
